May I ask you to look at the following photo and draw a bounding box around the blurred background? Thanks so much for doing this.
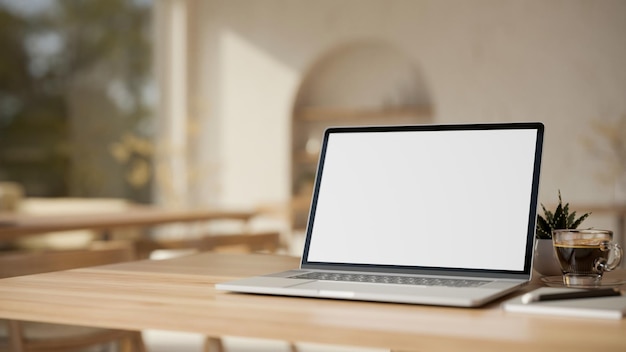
[0,1,625,351]
[1,0,625,243]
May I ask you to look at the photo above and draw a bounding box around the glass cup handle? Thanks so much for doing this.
[597,241,623,272]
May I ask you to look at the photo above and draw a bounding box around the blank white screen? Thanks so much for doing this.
[306,129,538,271]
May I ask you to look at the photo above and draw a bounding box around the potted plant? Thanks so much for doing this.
[534,191,591,276]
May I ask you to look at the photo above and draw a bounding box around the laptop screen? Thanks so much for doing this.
[302,123,543,276]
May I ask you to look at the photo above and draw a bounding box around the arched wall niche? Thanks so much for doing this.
[290,39,434,230]
[294,40,433,110]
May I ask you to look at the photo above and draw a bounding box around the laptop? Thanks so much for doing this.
[217,122,544,307]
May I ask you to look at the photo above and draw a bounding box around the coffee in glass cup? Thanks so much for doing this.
[552,229,622,287]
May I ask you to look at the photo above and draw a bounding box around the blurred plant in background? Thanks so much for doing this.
[109,132,153,190]
[0,0,154,202]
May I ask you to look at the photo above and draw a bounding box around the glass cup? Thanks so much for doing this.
[552,229,623,287]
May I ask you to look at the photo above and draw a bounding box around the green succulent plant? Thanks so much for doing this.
[536,191,591,239]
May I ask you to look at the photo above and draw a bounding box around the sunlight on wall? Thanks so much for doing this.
[166,0,189,206]
[218,30,297,207]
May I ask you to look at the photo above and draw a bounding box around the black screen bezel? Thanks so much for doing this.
[300,122,544,280]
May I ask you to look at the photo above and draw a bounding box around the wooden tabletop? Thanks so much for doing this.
[0,206,255,241]
[0,252,624,352]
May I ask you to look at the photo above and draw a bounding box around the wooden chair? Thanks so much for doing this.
[0,242,146,352]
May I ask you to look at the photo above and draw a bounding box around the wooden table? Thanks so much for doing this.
[0,253,624,352]
[0,206,255,242]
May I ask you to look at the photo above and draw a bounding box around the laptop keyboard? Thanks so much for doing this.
[293,272,490,288]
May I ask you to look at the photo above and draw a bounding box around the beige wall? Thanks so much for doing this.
[187,0,626,229]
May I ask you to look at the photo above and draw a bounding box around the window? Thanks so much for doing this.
[0,0,154,202]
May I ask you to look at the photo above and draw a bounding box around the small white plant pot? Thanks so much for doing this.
[533,238,562,277]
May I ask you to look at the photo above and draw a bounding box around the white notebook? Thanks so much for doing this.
[502,287,626,320]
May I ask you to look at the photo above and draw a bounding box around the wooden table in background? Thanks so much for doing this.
[0,206,255,242]
[0,252,624,352]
